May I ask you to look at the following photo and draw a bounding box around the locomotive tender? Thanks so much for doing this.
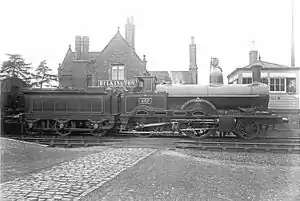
[2,64,288,140]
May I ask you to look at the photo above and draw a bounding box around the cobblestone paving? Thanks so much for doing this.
[0,148,156,201]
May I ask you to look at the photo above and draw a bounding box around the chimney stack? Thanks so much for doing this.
[75,36,89,60]
[125,16,135,49]
[189,36,197,69]
[249,41,258,64]
[249,50,258,64]
[189,36,198,84]
[83,36,89,54]
[251,64,262,83]
[75,36,82,59]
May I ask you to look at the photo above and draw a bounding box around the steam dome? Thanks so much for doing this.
[209,68,223,85]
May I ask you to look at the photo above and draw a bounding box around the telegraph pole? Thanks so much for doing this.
[291,0,295,67]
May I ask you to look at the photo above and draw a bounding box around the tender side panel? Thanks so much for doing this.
[28,94,105,115]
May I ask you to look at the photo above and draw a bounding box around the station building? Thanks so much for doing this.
[58,17,147,90]
[227,50,300,123]
[58,17,198,90]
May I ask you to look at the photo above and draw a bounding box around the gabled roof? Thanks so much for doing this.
[98,30,143,63]
[227,60,298,78]
[61,46,101,67]
[61,46,74,67]
[243,60,290,69]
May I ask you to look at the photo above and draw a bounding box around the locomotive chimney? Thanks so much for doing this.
[251,64,262,83]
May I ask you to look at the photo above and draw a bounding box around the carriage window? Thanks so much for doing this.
[55,100,67,112]
[32,99,42,112]
[67,101,78,112]
[80,99,91,112]
[43,99,54,112]
[91,99,103,112]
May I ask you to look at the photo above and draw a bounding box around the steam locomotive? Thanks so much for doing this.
[1,65,288,140]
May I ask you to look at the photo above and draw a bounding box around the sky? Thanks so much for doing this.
[0,0,299,85]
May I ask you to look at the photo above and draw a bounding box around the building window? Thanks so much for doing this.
[111,65,124,80]
[261,78,268,84]
[242,78,252,84]
[87,75,92,87]
[286,78,296,94]
[270,78,285,92]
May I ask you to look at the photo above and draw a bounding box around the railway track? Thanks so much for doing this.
[1,133,299,154]
[0,134,124,148]
[175,138,300,154]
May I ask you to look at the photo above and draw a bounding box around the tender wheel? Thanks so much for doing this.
[54,120,74,136]
[25,121,40,135]
[235,119,260,140]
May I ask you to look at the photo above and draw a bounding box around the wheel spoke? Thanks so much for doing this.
[235,120,260,140]
[55,121,72,136]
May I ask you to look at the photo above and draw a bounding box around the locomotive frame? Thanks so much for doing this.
[1,65,289,140]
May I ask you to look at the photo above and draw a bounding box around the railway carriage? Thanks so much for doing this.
[22,88,120,136]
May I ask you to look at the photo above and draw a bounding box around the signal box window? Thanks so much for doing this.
[242,78,252,84]
[270,78,285,92]
[111,65,124,80]
[286,78,296,94]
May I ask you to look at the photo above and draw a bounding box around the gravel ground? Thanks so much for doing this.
[81,149,300,201]
[0,137,109,183]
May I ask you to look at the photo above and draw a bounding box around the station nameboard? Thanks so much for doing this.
[98,79,138,87]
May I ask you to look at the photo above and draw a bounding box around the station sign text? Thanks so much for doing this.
[98,79,138,87]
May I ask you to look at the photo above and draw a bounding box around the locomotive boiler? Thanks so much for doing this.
[119,65,287,139]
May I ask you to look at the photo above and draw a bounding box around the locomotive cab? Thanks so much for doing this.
[135,75,157,92]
